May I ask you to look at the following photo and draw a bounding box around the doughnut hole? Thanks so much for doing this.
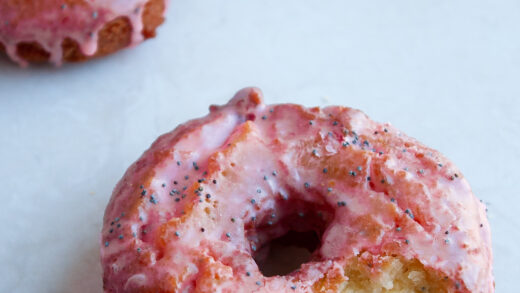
[242,193,456,292]
[245,198,335,277]
[256,230,320,277]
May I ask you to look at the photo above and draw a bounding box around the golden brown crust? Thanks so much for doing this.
[0,0,165,64]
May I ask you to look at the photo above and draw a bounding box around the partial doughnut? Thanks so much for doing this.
[100,88,493,292]
[0,0,167,66]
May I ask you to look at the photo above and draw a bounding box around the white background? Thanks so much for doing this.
[0,1,519,292]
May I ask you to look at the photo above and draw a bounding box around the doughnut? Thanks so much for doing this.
[100,88,493,292]
[0,0,167,66]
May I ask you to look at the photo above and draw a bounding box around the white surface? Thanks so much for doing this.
[0,1,519,292]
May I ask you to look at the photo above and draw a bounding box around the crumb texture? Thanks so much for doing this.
[339,255,452,293]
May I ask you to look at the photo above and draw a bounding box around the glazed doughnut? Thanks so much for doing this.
[100,88,493,292]
[0,0,167,66]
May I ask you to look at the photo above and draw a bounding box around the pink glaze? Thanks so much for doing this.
[0,0,167,66]
[100,88,493,292]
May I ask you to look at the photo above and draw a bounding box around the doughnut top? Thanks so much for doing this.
[101,88,493,292]
[0,0,161,66]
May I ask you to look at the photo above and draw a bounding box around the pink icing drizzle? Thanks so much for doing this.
[100,88,493,292]
[0,0,166,66]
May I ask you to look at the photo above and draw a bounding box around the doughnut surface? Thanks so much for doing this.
[0,0,167,66]
[100,88,493,292]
